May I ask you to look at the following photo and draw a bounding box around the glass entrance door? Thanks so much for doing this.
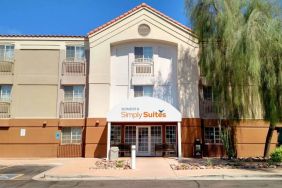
[136,127,150,156]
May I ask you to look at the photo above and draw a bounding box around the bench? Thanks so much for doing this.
[111,144,131,156]
[155,143,176,156]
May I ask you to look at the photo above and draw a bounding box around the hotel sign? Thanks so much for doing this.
[107,97,181,122]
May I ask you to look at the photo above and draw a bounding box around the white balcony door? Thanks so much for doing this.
[136,126,151,156]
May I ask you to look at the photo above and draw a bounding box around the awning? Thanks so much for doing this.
[107,97,182,122]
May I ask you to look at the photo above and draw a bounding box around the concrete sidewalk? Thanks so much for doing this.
[1,158,282,180]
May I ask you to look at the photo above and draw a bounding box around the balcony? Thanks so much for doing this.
[60,100,85,118]
[0,60,14,75]
[131,58,154,85]
[200,100,220,119]
[61,59,86,85]
[0,100,11,118]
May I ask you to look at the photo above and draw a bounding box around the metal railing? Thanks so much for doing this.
[62,58,86,76]
[0,61,14,75]
[60,101,84,118]
[132,58,154,77]
[0,101,11,118]
[200,99,219,118]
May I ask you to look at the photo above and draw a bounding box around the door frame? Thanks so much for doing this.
[136,126,151,156]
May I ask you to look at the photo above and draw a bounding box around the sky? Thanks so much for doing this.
[0,0,190,36]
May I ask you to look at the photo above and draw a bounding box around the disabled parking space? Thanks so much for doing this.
[0,174,23,180]
[0,165,54,180]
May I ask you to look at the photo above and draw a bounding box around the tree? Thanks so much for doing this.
[185,0,282,157]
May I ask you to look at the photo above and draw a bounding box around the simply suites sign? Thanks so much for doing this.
[107,97,181,122]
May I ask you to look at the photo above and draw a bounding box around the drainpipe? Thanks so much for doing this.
[106,122,111,160]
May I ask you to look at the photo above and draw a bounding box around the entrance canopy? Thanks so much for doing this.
[107,97,182,122]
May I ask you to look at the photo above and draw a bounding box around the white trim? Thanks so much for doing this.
[177,122,182,159]
[60,127,82,145]
[136,126,151,156]
[106,122,111,160]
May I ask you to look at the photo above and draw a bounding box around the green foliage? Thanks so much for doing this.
[185,0,282,122]
[270,147,282,163]
[220,127,236,159]
[185,0,282,157]
[206,158,213,166]
[115,160,124,168]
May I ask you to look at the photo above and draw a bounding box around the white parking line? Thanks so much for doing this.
[0,174,24,180]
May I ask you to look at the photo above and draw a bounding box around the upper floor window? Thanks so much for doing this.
[0,45,14,61]
[64,85,84,102]
[203,86,212,100]
[66,46,85,61]
[134,86,153,97]
[0,85,12,102]
[134,47,153,61]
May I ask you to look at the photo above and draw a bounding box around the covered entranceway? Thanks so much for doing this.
[106,97,182,159]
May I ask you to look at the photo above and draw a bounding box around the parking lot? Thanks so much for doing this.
[0,165,53,180]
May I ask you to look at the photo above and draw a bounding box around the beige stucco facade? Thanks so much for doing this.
[88,8,199,118]
[0,3,280,158]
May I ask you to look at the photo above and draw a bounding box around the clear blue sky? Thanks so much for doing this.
[0,0,189,36]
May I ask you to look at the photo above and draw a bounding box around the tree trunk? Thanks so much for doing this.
[264,123,275,158]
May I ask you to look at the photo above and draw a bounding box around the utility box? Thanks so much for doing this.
[109,146,119,160]
[193,139,203,158]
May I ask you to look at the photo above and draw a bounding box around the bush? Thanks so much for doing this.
[270,147,282,163]
[220,127,236,159]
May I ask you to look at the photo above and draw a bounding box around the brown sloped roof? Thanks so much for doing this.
[88,3,193,36]
[0,34,86,38]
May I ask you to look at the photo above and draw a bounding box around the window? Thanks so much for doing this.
[61,127,82,144]
[0,85,11,101]
[125,126,136,145]
[66,46,85,61]
[166,126,176,146]
[0,45,14,61]
[151,126,162,155]
[204,127,222,144]
[203,86,212,100]
[110,125,121,145]
[64,86,84,102]
[134,86,153,97]
[134,47,153,60]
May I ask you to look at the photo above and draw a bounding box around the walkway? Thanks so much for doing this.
[0,158,282,180]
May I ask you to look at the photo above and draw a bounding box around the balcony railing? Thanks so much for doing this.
[132,58,154,77]
[200,99,220,118]
[60,100,84,118]
[0,61,14,75]
[0,100,11,118]
[62,58,86,76]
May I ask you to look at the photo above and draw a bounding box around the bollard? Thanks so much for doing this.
[131,145,136,169]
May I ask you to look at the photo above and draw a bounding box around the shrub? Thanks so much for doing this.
[270,147,282,163]
[116,160,124,168]
[206,158,213,166]
[220,127,236,159]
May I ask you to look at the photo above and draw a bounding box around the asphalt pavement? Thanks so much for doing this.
[1,180,282,188]
[0,165,54,180]
[0,165,282,188]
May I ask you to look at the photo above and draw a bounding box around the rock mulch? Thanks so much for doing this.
[90,159,131,170]
[170,157,282,170]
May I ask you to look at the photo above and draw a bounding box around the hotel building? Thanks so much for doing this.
[0,3,280,158]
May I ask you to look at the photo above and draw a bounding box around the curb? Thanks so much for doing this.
[34,173,282,181]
